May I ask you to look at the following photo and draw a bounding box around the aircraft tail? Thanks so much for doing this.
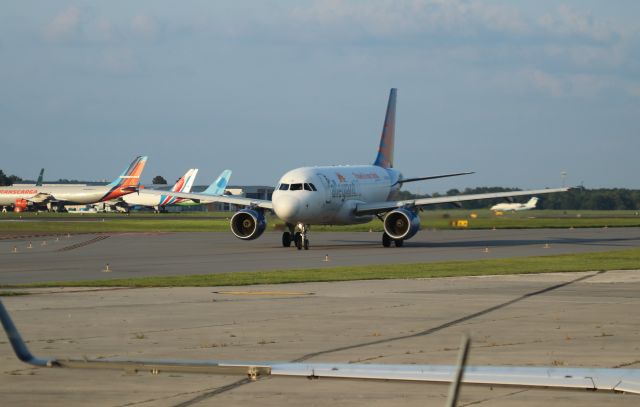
[527,197,539,208]
[373,88,397,169]
[35,169,44,186]
[107,156,148,189]
[171,169,199,193]
[203,170,232,196]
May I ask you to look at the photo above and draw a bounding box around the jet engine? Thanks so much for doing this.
[230,209,266,240]
[383,208,420,240]
[13,199,28,213]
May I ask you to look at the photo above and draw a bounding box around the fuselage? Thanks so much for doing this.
[121,190,189,207]
[491,198,538,212]
[0,185,131,206]
[272,165,402,225]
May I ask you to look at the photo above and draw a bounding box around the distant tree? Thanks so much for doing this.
[0,170,22,186]
[0,169,9,186]
[152,175,168,185]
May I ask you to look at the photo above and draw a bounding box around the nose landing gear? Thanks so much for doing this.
[282,223,310,250]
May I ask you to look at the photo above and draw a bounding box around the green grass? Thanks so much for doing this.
[4,247,639,289]
[1,210,640,234]
[0,291,30,296]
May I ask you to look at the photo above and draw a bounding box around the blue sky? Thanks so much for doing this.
[1,1,639,192]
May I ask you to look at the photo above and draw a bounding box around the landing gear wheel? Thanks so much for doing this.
[303,238,309,250]
[382,232,391,248]
[282,232,292,247]
[394,239,404,247]
[295,232,302,250]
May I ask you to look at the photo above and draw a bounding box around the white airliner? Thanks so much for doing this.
[0,157,147,212]
[145,89,568,249]
[1,300,638,395]
[491,197,539,212]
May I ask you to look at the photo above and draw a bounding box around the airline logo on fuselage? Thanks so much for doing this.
[353,172,380,180]
[0,189,38,195]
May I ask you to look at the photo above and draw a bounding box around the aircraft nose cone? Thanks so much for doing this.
[273,195,300,221]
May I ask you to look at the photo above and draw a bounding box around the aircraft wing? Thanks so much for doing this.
[356,187,569,216]
[140,189,273,209]
[1,299,639,395]
[26,192,54,204]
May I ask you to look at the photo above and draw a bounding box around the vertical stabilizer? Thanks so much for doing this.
[203,170,232,196]
[373,88,397,168]
[107,156,148,188]
[171,169,199,193]
[35,169,44,186]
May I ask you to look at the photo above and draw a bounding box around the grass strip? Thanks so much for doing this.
[1,218,640,235]
[4,247,639,289]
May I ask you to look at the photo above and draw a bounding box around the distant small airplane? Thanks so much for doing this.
[1,299,638,396]
[491,197,538,212]
[146,89,568,249]
[0,156,147,212]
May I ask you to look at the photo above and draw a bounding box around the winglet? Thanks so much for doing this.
[0,299,52,367]
[373,88,397,169]
[203,170,232,196]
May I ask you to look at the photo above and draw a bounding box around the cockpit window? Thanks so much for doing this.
[303,183,312,191]
[290,183,303,191]
[279,183,289,190]
[308,183,317,191]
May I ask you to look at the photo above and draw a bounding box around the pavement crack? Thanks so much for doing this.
[292,271,605,362]
[169,378,253,407]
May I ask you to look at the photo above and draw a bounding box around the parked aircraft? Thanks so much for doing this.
[174,169,233,208]
[106,169,231,213]
[109,168,198,213]
[0,156,147,212]
[1,300,638,395]
[491,197,538,212]
[145,89,568,249]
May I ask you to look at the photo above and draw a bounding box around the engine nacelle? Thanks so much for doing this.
[383,208,420,240]
[230,209,266,240]
[14,199,28,213]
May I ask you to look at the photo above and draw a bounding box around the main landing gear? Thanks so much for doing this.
[382,232,404,248]
[282,223,310,250]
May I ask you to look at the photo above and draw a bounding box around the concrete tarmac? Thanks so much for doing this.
[0,228,639,284]
[1,270,639,406]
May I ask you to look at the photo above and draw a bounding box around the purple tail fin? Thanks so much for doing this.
[373,88,397,169]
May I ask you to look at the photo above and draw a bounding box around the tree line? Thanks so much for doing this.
[2,168,639,210]
[395,187,640,211]
[0,170,22,186]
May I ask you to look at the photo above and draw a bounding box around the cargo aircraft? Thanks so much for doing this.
[0,156,147,212]
[146,89,568,249]
[1,300,638,395]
